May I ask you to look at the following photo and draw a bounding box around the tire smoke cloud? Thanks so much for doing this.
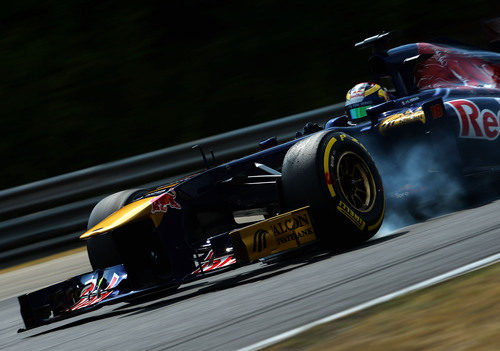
[366,139,466,236]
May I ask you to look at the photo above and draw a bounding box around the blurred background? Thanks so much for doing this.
[1,0,498,189]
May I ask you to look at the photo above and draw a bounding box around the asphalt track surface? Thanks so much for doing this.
[1,199,499,351]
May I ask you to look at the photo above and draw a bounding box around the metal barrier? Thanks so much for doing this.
[0,103,344,262]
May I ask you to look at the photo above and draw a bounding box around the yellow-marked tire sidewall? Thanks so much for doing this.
[281,131,385,247]
[319,132,385,243]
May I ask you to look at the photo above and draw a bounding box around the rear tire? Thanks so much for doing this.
[282,131,385,246]
[86,189,142,270]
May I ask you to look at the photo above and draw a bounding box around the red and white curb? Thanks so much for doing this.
[238,252,500,351]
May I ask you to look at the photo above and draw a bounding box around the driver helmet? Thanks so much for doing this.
[345,82,389,123]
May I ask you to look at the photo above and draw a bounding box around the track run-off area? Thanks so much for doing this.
[1,198,499,351]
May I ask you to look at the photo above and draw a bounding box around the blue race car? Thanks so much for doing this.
[18,34,500,330]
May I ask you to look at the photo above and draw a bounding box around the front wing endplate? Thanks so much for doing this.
[229,206,317,263]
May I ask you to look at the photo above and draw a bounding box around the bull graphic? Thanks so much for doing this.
[151,190,182,214]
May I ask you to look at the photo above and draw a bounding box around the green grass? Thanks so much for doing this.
[265,263,500,351]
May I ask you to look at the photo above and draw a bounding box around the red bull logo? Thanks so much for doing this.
[151,190,182,213]
[447,99,499,141]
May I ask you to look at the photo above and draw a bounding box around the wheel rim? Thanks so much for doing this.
[335,151,376,213]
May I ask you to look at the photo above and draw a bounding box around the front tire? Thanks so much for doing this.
[86,189,142,270]
[282,131,385,246]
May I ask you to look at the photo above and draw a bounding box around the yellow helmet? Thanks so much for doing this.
[345,82,390,123]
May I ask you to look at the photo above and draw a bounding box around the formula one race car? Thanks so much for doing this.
[18,33,500,330]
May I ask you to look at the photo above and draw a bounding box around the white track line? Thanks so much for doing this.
[239,253,500,351]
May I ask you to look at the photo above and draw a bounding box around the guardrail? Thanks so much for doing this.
[0,103,344,263]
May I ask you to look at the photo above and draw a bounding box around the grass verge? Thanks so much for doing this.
[265,262,500,351]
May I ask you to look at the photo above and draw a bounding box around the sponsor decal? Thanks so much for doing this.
[69,273,120,311]
[231,208,317,262]
[269,213,314,246]
[253,229,269,252]
[416,43,500,90]
[400,97,420,106]
[447,99,499,140]
[270,213,311,236]
[429,103,443,119]
[151,190,181,213]
[350,136,368,151]
[275,227,315,246]
[379,107,426,133]
[336,200,366,230]
[349,87,364,99]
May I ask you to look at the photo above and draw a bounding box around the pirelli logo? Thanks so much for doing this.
[230,207,317,263]
[336,201,366,230]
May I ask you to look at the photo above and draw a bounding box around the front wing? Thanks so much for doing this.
[18,264,143,330]
[18,207,318,330]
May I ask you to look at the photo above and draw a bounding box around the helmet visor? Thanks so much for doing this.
[349,105,370,120]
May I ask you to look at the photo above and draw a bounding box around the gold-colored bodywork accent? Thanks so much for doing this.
[80,197,155,239]
[144,183,179,195]
[378,107,426,134]
[229,207,317,263]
